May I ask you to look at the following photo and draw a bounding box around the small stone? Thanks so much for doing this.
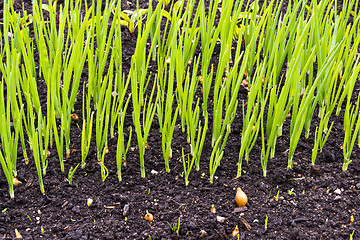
[233,207,248,213]
[150,170,158,175]
[334,196,342,201]
[123,204,129,217]
[199,230,208,238]
[72,206,80,213]
[334,188,342,195]
[216,216,226,223]
[356,182,360,189]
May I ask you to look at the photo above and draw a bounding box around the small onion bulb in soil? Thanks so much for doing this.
[13,177,21,186]
[144,212,154,222]
[15,229,22,238]
[210,204,216,214]
[199,75,203,84]
[71,113,79,123]
[241,79,248,87]
[232,225,239,237]
[87,198,93,207]
[244,69,248,78]
[235,188,248,207]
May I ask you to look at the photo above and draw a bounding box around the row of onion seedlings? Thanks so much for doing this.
[0,0,359,198]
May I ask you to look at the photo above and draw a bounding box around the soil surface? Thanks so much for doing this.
[0,0,360,239]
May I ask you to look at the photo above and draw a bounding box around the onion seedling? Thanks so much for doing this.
[175,39,200,136]
[208,130,226,184]
[68,164,79,185]
[335,27,360,116]
[81,84,94,169]
[311,60,342,164]
[61,89,72,159]
[131,71,159,178]
[51,97,64,172]
[118,8,148,35]
[181,148,194,187]
[288,38,345,169]
[187,113,208,184]
[157,47,179,173]
[116,94,132,181]
[199,0,220,115]
[95,56,113,162]
[208,0,248,182]
[168,217,181,236]
[110,8,131,139]
[342,93,360,171]
[106,15,132,176]
[37,110,50,175]
[178,0,201,72]
[29,111,45,194]
[100,147,109,182]
[0,50,24,178]
[176,56,207,170]
[312,107,334,165]
[88,0,116,108]
[0,111,16,201]
[130,3,164,177]
[237,63,269,178]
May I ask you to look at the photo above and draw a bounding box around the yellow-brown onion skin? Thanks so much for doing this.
[235,188,248,207]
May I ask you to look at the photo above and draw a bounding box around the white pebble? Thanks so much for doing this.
[216,216,226,223]
[334,188,342,195]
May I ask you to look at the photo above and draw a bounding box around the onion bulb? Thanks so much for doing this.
[210,204,216,214]
[144,212,153,222]
[87,198,93,207]
[235,188,248,207]
[241,79,248,87]
[15,229,22,238]
[244,69,248,78]
[199,75,203,84]
[71,114,79,123]
[232,225,239,237]
[13,177,21,186]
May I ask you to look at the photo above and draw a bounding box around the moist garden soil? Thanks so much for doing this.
[0,0,360,239]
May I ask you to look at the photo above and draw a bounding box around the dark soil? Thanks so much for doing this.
[0,0,359,239]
